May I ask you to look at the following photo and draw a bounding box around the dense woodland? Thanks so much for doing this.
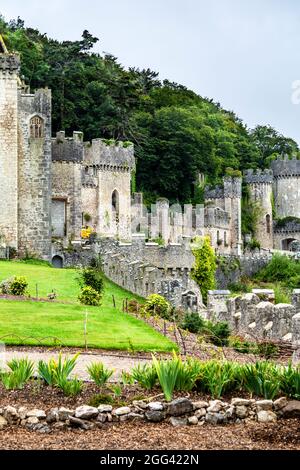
[1,16,299,205]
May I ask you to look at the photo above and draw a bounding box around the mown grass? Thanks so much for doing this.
[0,261,175,352]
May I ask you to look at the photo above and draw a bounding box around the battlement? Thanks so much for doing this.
[83,139,135,170]
[52,131,84,163]
[271,156,300,177]
[205,176,242,200]
[0,53,20,74]
[243,168,274,184]
[205,185,224,200]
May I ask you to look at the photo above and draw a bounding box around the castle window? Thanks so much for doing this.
[266,214,271,234]
[30,115,44,138]
[112,190,120,223]
[224,231,227,245]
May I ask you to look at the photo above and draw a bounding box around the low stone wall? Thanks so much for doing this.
[96,236,203,311]
[207,289,300,345]
[0,397,299,433]
[216,254,272,289]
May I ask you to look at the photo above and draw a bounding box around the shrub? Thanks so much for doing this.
[229,336,253,354]
[254,341,279,359]
[88,393,114,407]
[144,294,170,319]
[181,313,205,334]
[9,276,28,296]
[38,353,79,386]
[87,362,114,386]
[204,320,231,347]
[191,236,216,304]
[255,254,300,289]
[175,357,202,392]
[131,363,157,390]
[279,363,300,399]
[0,276,28,296]
[0,278,12,295]
[56,377,83,396]
[273,284,291,305]
[78,286,102,306]
[127,299,143,314]
[239,362,280,399]
[197,361,240,398]
[0,358,34,390]
[78,268,104,295]
[228,282,251,294]
[152,353,180,401]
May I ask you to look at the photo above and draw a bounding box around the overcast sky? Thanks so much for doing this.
[1,0,300,143]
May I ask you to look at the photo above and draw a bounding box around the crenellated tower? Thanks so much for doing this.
[0,51,20,249]
[244,169,274,249]
[271,156,300,219]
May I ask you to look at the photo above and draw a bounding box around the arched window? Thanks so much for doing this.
[30,115,44,138]
[266,214,271,234]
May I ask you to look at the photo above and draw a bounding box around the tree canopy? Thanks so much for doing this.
[0,15,299,204]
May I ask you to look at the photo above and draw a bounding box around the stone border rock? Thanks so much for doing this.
[0,397,299,433]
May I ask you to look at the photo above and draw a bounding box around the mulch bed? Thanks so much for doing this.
[0,420,299,450]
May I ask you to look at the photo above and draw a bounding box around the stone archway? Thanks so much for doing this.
[52,255,63,268]
[281,238,299,251]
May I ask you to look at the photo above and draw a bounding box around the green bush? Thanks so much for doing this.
[204,320,231,347]
[239,362,280,399]
[191,236,216,304]
[254,341,279,359]
[196,361,240,399]
[56,377,83,396]
[78,286,102,306]
[279,363,300,399]
[229,336,253,354]
[175,357,202,392]
[38,353,79,386]
[0,276,28,296]
[152,353,180,401]
[144,294,170,319]
[10,276,28,296]
[256,254,300,289]
[181,312,205,334]
[88,393,114,407]
[131,363,158,390]
[87,362,114,386]
[0,358,34,390]
[78,268,104,294]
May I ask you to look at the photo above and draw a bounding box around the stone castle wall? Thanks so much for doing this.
[207,288,300,342]
[96,236,203,311]
[17,89,52,258]
[271,157,300,219]
[244,170,274,249]
[0,54,20,248]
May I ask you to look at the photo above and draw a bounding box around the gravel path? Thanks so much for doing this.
[1,349,150,381]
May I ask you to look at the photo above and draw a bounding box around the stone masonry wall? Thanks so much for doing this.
[17,89,52,259]
[51,161,83,241]
[0,54,20,249]
[96,236,203,310]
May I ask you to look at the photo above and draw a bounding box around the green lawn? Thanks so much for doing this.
[0,261,175,352]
